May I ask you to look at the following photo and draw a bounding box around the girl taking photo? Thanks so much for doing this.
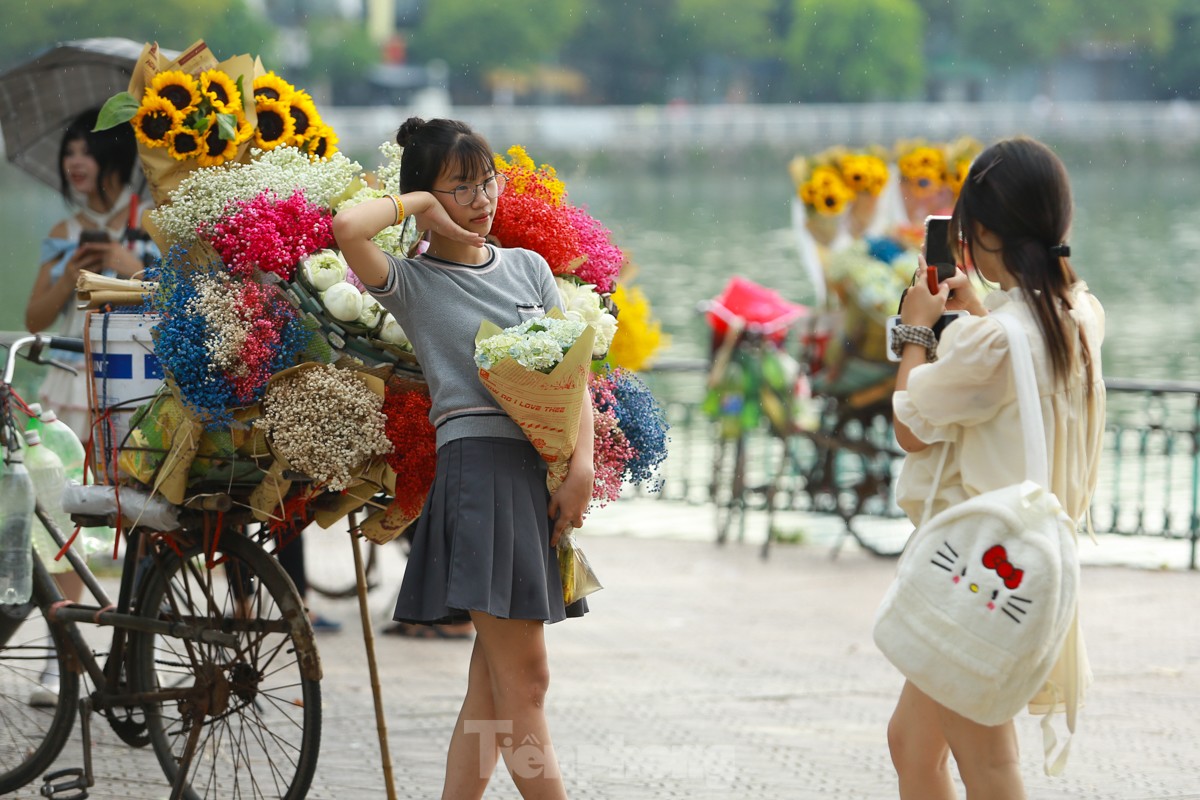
[885,137,1105,798]
[333,117,592,800]
[27,107,156,436]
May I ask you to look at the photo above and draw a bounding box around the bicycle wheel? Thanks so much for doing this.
[306,536,380,600]
[129,532,322,800]
[0,600,80,794]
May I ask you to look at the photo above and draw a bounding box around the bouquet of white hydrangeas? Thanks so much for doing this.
[474,316,588,373]
[474,310,595,492]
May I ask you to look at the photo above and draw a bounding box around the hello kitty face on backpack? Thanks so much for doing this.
[931,542,1032,623]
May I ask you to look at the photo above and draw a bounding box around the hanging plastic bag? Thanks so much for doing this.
[557,530,602,605]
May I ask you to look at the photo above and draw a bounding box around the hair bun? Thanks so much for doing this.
[396,117,426,147]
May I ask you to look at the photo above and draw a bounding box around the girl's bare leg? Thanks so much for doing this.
[442,638,501,800]
[888,681,957,800]
[936,702,1025,800]
[459,611,567,800]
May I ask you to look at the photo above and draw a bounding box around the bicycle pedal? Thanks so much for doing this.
[39,768,88,799]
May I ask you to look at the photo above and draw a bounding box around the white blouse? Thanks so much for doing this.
[893,282,1106,526]
[892,281,1106,756]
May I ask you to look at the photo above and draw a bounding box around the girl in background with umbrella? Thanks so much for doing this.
[21,107,156,708]
[25,107,155,435]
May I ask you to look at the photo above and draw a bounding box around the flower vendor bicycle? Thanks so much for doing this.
[701,289,905,559]
[0,334,321,800]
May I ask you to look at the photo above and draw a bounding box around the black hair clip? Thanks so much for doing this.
[1048,243,1071,257]
[972,157,1003,184]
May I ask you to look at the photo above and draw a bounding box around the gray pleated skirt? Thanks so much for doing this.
[393,436,588,626]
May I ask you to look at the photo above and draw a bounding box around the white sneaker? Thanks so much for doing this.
[28,679,59,708]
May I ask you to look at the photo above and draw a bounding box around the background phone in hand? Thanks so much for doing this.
[78,229,112,245]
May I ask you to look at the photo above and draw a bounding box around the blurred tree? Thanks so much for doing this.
[307,18,378,87]
[673,0,778,59]
[0,0,275,71]
[1150,0,1200,98]
[671,0,779,101]
[408,0,584,102]
[781,0,924,100]
[956,0,1177,67]
[1076,0,1178,52]
[560,0,686,103]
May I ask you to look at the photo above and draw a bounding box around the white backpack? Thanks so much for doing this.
[873,312,1079,730]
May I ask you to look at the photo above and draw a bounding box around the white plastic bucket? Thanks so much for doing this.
[87,312,163,480]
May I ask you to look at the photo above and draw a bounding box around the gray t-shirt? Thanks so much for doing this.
[371,245,562,448]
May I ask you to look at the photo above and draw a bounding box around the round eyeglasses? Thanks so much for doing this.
[432,173,507,206]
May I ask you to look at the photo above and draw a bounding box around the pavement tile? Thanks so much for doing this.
[9,498,1200,798]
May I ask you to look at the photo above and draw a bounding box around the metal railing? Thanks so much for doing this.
[7,330,1196,567]
[640,361,1200,569]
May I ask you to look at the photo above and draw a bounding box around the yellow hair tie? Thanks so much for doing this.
[388,194,404,226]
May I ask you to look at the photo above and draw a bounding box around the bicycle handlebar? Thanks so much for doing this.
[2,334,87,386]
[46,336,85,354]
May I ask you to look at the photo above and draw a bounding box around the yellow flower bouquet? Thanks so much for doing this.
[97,41,337,209]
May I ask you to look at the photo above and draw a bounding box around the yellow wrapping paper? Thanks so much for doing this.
[474,311,595,493]
[128,40,260,211]
[151,385,204,505]
[359,499,419,545]
[249,458,292,523]
[312,459,389,529]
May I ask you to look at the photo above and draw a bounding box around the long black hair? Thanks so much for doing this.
[57,107,137,207]
[395,117,494,193]
[950,136,1094,390]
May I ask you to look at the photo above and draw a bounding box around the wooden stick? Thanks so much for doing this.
[352,520,397,800]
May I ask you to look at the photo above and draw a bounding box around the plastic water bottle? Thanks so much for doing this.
[0,450,35,603]
[32,407,114,556]
[28,405,86,481]
[23,431,76,566]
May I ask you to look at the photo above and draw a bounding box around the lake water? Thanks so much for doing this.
[2,150,1196,383]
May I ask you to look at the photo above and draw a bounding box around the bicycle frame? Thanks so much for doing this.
[2,332,323,799]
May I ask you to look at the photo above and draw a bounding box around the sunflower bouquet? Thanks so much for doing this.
[97,40,337,208]
[895,139,948,199]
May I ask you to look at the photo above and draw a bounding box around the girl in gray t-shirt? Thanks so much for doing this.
[333,116,592,799]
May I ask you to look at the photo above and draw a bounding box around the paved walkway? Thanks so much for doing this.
[13,498,1200,798]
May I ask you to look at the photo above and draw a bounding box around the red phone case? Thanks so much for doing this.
[926,265,939,294]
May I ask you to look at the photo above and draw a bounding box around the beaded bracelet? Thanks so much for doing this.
[890,323,939,362]
[387,194,405,227]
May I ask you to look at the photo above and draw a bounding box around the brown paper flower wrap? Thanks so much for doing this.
[119,384,268,505]
[250,362,390,523]
[123,41,260,210]
[474,310,595,493]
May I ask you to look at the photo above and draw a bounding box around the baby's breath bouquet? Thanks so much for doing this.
[474,310,595,492]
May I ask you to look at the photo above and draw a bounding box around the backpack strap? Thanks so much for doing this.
[918,312,1049,526]
[992,313,1050,489]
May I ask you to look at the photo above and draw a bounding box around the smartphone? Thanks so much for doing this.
[886,310,969,363]
[78,229,112,245]
[923,215,956,277]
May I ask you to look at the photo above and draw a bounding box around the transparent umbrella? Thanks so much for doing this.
[0,37,176,191]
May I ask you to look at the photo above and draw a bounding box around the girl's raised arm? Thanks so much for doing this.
[332,193,487,288]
